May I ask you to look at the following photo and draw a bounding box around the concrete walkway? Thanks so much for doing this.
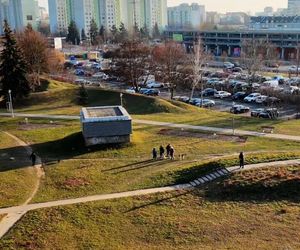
[0,158,299,217]
[0,112,299,142]
[0,132,44,239]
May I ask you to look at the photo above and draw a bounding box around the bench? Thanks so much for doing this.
[262,126,275,134]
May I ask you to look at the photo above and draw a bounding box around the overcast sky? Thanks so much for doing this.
[39,0,288,14]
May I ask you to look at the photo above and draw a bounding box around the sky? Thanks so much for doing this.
[39,0,288,14]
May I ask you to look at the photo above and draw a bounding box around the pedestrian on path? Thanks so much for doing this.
[159,145,165,159]
[239,152,244,169]
[30,152,37,166]
[166,144,171,158]
[170,147,175,160]
[152,148,157,160]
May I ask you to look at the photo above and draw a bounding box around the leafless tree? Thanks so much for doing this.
[190,39,211,101]
[153,41,186,99]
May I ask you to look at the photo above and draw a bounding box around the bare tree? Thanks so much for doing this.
[113,40,152,91]
[190,39,211,101]
[153,41,186,99]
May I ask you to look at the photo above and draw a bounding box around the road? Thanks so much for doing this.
[0,112,300,142]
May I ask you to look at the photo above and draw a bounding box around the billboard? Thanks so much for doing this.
[172,34,183,42]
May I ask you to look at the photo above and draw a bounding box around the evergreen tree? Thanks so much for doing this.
[66,20,80,45]
[110,25,118,43]
[89,19,98,45]
[119,22,128,42]
[152,23,161,39]
[81,28,86,41]
[78,83,88,105]
[133,22,140,38]
[140,24,149,40]
[0,20,30,101]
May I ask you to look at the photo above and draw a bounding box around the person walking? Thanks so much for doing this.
[166,144,171,158]
[152,148,157,160]
[159,145,165,159]
[170,146,175,160]
[30,152,37,166]
[239,152,244,169]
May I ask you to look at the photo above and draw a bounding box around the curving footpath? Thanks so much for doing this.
[0,112,300,142]
[0,132,44,239]
[0,159,299,223]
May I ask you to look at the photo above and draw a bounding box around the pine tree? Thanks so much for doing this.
[99,25,106,43]
[0,20,30,101]
[110,25,118,43]
[140,24,149,40]
[78,83,88,105]
[133,22,140,39]
[152,23,161,39]
[81,28,86,41]
[66,20,80,45]
[119,22,128,42]
[89,19,98,45]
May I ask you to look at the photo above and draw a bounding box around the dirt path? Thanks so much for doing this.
[0,132,44,239]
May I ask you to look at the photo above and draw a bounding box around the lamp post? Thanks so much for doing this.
[8,89,14,118]
[120,93,123,107]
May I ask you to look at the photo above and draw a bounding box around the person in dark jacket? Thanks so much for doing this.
[159,145,165,159]
[152,148,157,160]
[166,144,171,158]
[239,152,244,169]
[30,152,37,166]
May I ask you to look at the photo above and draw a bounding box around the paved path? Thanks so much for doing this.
[1,112,300,142]
[0,132,44,239]
[0,158,299,217]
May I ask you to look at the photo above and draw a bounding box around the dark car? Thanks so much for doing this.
[258,108,279,119]
[144,89,160,96]
[201,88,218,97]
[230,105,250,114]
[232,92,247,101]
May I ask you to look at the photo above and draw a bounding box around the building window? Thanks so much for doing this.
[27,15,33,21]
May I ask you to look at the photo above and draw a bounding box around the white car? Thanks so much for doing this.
[255,95,268,104]
[214,91,231,99]
[125,88,136,94]
[244,93,261,102]
[92,72,106,78]
[288,65,300,72]
[146,82,164,88]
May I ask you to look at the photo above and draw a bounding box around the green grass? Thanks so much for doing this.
[0,132,37,208]
[1,166,300,249]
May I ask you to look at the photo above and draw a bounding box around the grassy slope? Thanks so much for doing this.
[2,79,299,135]
[1,166,300,249]
[0,132,36,208]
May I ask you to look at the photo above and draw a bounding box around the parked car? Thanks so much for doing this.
[92,72,106,78]
[255,95,268,104]
[201,88,218,96]
[125,88,136,94]
[146,82,164,88]
[144,89,160,96]
[244,93,261,102]
[230,105,250,114]
[75,69,85,76]
[195,99,216,108]
[288,65,300,72]
[232,92,247,100]
[257,108,279,119]
[251,108,265,117]
[189,98,201,105]
[214,91,231,99]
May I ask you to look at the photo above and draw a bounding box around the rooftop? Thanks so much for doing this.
[81,106,131,123]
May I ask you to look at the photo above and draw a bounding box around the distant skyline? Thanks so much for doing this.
[39,0,288,14]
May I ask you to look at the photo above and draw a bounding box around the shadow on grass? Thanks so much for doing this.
[0,132,132,172]
[203,178,300,203]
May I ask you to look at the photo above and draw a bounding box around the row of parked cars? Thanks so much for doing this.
[125,87,160,96]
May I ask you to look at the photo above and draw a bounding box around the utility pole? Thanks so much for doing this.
[120,93,123,107]
[8,90,14,118]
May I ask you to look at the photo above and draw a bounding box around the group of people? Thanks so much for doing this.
[152,144,175,160]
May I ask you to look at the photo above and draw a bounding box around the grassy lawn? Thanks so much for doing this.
[0,116,299,203]
[1,79,299,136]
[1,166,300,249]
[0,132,37,208]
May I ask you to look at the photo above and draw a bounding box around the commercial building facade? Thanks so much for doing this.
[165,29,300,60]
[288,0,300,16]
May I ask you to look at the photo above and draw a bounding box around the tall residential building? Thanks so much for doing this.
[168,3,206,29]
[0,0,39,33]
[288,0,300,15]
[48,0,167,35]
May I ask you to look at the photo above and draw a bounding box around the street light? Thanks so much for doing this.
[8,89,14,118]
[120,93,123,107]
